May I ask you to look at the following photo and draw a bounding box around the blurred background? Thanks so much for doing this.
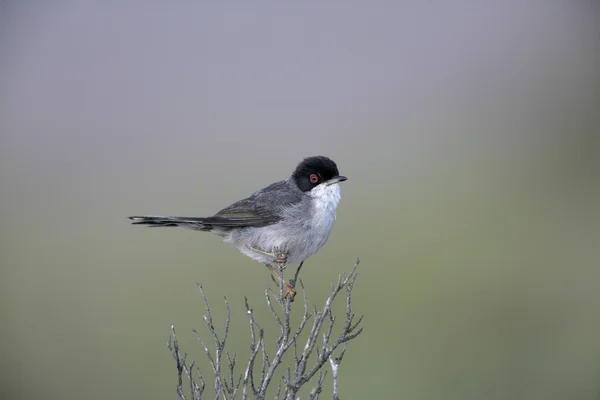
[1,2,599,399]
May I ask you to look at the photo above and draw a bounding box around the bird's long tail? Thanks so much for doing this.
[128,216,212,231]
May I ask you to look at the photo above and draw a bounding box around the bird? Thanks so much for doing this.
[128,156,347,300]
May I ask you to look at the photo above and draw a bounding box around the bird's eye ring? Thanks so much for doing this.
[309,174,319,184]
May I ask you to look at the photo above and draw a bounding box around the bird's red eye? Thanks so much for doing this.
[309,174,319,183]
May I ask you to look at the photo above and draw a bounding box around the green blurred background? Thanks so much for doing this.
[1,2,599,399]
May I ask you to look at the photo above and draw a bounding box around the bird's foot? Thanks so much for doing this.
[283,282,297,301]
[274,252,288,271]
[266,263,296,301]
[247,245,288,270]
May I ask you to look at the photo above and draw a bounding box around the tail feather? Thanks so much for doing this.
[128,216,212,231]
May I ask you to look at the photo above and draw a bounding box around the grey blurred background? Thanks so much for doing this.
[1,2,599,399]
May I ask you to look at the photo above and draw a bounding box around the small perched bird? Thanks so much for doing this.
[129,156,347,299]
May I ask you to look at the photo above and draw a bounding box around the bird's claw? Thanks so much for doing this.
[269,269,296,301]
[247,245,288,269]
[274,252,288,271]
[283,282,297,301]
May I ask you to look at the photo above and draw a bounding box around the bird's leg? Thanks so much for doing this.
[265,264,296,301]
[247,245,288,271]
[288,261,305,288]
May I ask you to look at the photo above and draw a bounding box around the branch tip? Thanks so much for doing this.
[170,259,362,399]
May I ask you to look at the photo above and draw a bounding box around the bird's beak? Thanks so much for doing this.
[326,175,348,186]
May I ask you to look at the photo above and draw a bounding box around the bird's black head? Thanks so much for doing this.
[292,156,347,192]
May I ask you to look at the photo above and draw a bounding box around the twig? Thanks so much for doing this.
[309,370,327,400]
[192,283,232,399]
[328,344,346,400]
[168,258,363,399]
[284,259,362,399]
[168,325,204,399]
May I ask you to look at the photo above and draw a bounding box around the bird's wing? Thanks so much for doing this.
[207,180,302,228]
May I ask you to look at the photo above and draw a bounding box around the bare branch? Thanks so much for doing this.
[309,370,327,400]
[169,258,363,400]
[242,297,263,399]
[328,343,347,400]
[290,259,362,396]
[168,325,204,399]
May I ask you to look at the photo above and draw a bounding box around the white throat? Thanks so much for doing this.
[309,183,341,214]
